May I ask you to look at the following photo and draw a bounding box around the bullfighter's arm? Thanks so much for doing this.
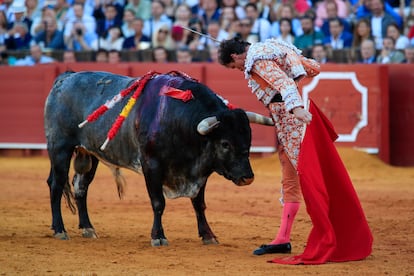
[251,59,304,112]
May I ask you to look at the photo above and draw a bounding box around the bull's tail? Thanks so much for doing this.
[112,168,127,199]
[63,180,77,214]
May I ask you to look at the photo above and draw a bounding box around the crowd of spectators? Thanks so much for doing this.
[1,0,414,65]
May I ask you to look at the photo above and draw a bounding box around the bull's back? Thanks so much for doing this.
[46,71,133,116]
[44,71,138,162]
[46,71,132,128]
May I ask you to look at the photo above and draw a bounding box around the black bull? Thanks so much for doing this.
[44,71,273,245]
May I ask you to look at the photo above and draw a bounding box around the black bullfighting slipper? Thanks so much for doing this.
[252,242,292,255]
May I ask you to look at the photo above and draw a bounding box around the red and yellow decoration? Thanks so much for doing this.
[78,70,198,151]
[78,71,158,150]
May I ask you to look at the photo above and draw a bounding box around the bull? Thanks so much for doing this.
[44,70,273,246]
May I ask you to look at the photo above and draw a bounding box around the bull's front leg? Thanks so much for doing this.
[143,163,168,246]
[148,190,168,246]
[191,185,219,245]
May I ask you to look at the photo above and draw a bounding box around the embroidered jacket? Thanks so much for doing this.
[244,38,320,112]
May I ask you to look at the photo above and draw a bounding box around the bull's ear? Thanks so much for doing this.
[197,116,220,135]
[245,111,274,126]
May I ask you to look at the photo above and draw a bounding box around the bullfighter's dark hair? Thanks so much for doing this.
[218,37,250,66]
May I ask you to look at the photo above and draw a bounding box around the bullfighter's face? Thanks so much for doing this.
[228,52,247,71]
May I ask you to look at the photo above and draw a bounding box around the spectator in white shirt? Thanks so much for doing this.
[14,43,55,65]
[65,20,97,50]
[199,20,228,49]
[364,0,397,49]
[65,0,95,19]
[64,2,97,44]
[142,0,172,39]
[386,22,410,50]
[151,23,175,50]
[274,18,295,45]
[121,8,136,38]
[220,0,245,20]
[271,3,303,38]
[244,2,271,42]
[31,6,62,37]
[91,25,124,50]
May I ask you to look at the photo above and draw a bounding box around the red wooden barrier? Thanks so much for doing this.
[388,65,414,166]
[298,64,389,153]
[0,65,56,148]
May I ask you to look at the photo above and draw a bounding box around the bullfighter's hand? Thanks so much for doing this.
[292,107,312,124]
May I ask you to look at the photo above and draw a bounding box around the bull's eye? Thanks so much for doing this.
[221,141,230,150]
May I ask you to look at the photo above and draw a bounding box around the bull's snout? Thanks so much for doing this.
[236,176,254,186]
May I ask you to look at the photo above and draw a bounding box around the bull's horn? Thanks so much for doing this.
[245,111,274,126]
[197,116,220,135]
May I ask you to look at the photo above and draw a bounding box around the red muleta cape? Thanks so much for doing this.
[271,100,373,265]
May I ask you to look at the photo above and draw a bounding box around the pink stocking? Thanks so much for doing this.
[270,202,300,245]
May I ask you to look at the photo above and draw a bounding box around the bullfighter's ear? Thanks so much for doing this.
[197,116,220,135]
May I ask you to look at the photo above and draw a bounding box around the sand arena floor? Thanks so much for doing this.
[0,147,413,275]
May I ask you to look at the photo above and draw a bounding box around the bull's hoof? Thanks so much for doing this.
[54,232,69,240]
[81,228,98,239]
[202,237,219,245]
[151,238,169,247]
